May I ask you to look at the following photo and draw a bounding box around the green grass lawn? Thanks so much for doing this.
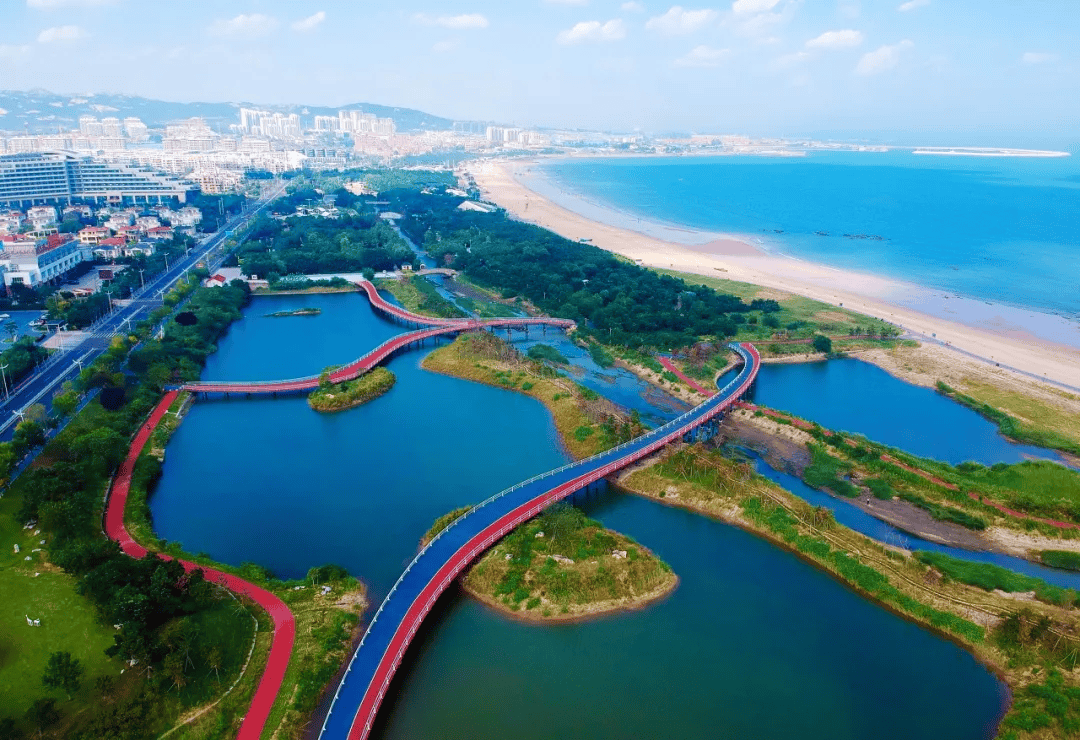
[169,598,256,710]
[655,267,896,339]
[958,460,1080,523]
[0,495,121,717]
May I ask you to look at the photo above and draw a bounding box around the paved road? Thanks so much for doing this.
[0,180,286,442]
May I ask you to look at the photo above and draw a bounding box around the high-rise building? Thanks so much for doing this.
[79,115,104,136]
[372,118,396,137]
[238,108,301,138]
[101,117,123,138]
[124,117,149,142]
[313,115,340,132]
[0,151,194,207]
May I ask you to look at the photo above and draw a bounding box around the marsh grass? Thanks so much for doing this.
[462,504,675,616]
[308,368,395,412]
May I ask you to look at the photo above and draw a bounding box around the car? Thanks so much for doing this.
[65,279,80,286]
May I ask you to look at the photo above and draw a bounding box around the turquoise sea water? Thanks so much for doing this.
[540,152,1080,318]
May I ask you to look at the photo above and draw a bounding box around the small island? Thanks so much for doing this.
[265,307,322,317]
[429,503,677,621]
[308,367,395,412]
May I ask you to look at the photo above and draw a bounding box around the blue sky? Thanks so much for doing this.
[0,0,1076,140]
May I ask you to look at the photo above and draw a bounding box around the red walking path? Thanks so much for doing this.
[658,356,716,397]
[355,280,471,328]
[181,281,575,396]
[104,390,296,740]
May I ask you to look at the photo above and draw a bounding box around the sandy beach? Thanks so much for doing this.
[470,159,1080,391]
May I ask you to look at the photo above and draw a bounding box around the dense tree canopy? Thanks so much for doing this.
[385,190,774,349]
[237,214,413,280]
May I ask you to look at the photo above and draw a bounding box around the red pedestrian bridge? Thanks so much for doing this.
[179,281,575,395]
[137,279,758,739]
[318,342,760,740]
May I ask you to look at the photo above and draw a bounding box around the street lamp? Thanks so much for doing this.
[138,269,146,289]
[0,362,9,401]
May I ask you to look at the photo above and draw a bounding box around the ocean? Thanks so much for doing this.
[529,151,1080,345]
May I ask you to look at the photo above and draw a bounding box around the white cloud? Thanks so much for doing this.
[646,6,718,34]
[0,44,32,62]
[27,0,117,8]
[1022,51,1056,64]
[805,29,863,49]
[897,0,929,11]
[412,13,489,30]
[731,0,780,15]
[855,39,912,75]
[556,19,627,44]
[621,1,645,10]
[291,11,325,32]
[674,44,731,67]
[208,14,280,38]
[37,25,87,42]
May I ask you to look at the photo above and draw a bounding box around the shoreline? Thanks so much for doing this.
[612,454,1016,735]
[469,159,1080,391]
[461,566,679,624]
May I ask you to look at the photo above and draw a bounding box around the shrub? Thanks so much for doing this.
[812,334,833,354]
[527,344,568,364]
[865,478,894,500]
[1040,550,1080,572]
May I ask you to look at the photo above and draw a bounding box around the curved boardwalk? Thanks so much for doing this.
[104,391,296,740]
[356,279,469,327]
[182,281,574,395]
[319,342,761,740]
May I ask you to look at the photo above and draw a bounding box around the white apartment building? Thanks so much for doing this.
[238,108,301,139]
[101,117,123,138]
[124,118,149,142]
[156,206,202,228]
[79,115,104,136]
[0,234,82,287]
[26,206,58,228]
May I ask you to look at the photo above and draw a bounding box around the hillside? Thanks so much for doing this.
[0,89,457,134]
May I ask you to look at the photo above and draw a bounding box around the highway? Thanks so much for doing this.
[0,180,286,443]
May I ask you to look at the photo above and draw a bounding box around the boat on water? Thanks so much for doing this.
[0,313,9,319]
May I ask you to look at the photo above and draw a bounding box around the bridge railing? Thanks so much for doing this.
[183,318,576,390]
[320,343,758,736]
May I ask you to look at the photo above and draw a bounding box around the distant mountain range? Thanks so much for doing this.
[0,89,458,134]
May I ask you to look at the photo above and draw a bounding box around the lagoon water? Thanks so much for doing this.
[540,152,1080,319]
[750,358,1065,466]
[150,292,1010,739]
[741,449,1080,590]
